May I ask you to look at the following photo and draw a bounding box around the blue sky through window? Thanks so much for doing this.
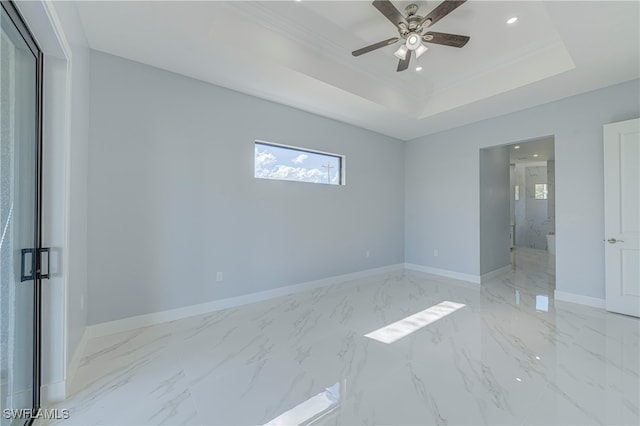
[255,142,342,185]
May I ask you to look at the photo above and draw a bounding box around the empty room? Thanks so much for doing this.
[1,1,639,425]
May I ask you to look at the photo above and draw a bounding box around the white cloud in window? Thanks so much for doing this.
[291,154,308,164]
[271,165,326,183]
[255,150,276,169]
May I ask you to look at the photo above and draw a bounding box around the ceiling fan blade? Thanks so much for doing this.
[397,51,411,72]
[419,0,466,28]
[352,37,400,56]
[423,32,470,48]
[372,0,408,28]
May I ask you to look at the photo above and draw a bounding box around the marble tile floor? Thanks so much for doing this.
[42,248,639,425]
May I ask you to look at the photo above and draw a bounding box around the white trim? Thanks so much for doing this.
[17,0,75,406]
[481,265,513,283]
[87,264,404,339]
[554,290,606,309]
[42,0,73,61]
[404,263,481,284]
[64,327,88,397]
[41,381,65,406]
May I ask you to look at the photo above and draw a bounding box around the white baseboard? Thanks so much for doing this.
[554,290,606,309]
[41,380,65,406]
[404,263,481,284]
[87,264,405,339]
[65,327,89,397]
[481,265,512,283]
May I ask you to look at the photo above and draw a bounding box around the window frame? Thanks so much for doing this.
[534,183,548,200]
[254,140,346,186]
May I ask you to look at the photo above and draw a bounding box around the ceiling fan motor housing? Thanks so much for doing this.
[405,3,419,17]
[399,4,428,38]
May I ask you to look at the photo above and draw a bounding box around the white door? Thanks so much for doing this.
[604,118,640,317]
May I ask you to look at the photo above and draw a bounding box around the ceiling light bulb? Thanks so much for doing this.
[406,33,422,50]
[514,145,520,149]
[415,66,423,72]
[507,16,518,24]
[394,45,408,60]
[533,154,539,157]
[415,44,429,58]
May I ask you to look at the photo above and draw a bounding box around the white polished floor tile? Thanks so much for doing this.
[43,248,639,425]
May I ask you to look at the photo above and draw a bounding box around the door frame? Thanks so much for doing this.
[603,118,640,317]
[1,0,44,416]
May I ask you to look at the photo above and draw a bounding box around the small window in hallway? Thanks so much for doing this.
[535,183,548,200]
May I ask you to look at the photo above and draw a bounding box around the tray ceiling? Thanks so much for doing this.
[76,1,640,140]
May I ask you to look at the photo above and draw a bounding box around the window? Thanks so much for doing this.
[514,185,520,201]
[254,141,344,185]
[535,183,548,200]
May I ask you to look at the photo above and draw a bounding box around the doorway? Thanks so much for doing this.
[478,136,556,281]
[509,137,556,257]
[1,0,44,423]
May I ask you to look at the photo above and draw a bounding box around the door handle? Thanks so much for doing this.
[21,248,34,282]
[607,238,624,244]
[20,247,50,282]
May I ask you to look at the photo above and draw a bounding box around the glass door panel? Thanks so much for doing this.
[1,1,41,424]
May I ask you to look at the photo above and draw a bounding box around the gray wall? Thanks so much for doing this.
[51,0,90,368]
[514,164,548,250]
[87,51,405,325]
[405,79,640,299]
[479,146,511,275]
[547,160,556,234]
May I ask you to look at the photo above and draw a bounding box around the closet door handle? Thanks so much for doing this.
[20,248,50,282]
[21,248,35,282]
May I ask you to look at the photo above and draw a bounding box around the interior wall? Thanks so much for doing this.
[49,0,90,370]
[87,51,405,325]
[405,79,640,299]
[479,145,511,275]
[547,160,556,234]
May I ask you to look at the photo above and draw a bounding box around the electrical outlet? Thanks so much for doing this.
[216,272,223,282]
[433,249,439,257]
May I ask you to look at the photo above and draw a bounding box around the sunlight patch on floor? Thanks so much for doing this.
[364,301,466,344]
[264,382,341,425]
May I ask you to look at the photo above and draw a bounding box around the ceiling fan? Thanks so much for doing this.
[352,0,470,72]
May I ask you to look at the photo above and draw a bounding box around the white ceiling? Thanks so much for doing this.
[508,136,554,163]
[76,1,640,141]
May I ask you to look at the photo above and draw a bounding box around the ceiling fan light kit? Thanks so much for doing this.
[394,44,408,60]
[415,43,429,58]
[352,0,470,72]
[406,33,422,50]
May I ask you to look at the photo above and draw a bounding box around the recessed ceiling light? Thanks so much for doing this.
[514,145,520,149]
[533,154,539,157]
[507,16,518,24]
[415,66,423,72]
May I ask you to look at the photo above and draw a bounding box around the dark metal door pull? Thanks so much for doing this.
[20,247,50,282]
